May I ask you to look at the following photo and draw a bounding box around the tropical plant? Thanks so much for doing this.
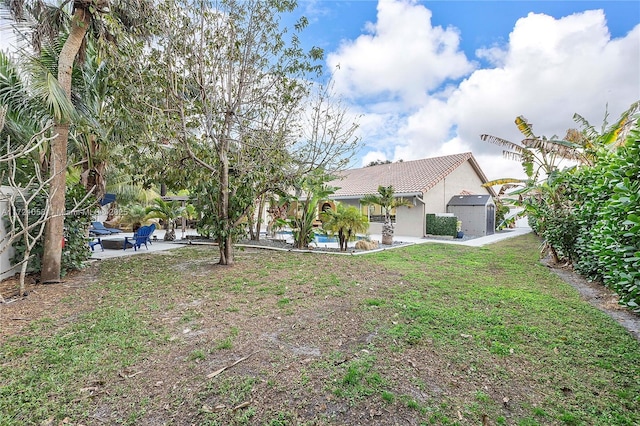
[360,185,411,245]
[321,203,369,251]
[483,105,640,265]
[144,198,184,241]
[276,171,337,249]
[481,116,587,262]
[569,101,640,163]
[4,0,155,282]
[564,117,640,312]
[119,203,148,232]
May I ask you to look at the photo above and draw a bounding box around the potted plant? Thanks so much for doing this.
[145,198,185,241]
[120,203,149,233]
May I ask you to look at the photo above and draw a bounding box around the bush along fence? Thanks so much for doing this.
[530,118,640,313]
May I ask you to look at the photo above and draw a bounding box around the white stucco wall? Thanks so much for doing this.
[423,161,491,213]
[394,203,425,237]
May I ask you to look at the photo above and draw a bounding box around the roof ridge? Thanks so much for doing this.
[351,152,472,172]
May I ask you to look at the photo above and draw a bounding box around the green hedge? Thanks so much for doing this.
[568,127,640,313]
[533,118,640,313]
[426,214,457,237]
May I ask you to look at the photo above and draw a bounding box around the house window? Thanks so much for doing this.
[365,205,396,223]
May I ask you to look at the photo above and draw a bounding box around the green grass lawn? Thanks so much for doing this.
[1,233,638,425]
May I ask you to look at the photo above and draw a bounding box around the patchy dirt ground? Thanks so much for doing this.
[3,253,638,344]
[0,264,101,340]
[1,244,639,425]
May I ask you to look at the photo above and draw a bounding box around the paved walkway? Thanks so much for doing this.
[89,226,533,260]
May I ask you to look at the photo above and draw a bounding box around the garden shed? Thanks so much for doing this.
[447,194,495,237]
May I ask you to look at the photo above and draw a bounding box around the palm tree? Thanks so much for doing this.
[4,0,154,282]
[321,203,369,252]
[278,171,337,250]
[145,198,184,241]
[119,203,148,232]
[360,185,412,245]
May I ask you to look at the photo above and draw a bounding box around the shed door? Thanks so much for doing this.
[486,204,495,235]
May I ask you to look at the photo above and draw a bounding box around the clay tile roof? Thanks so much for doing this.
[328,152,491,198]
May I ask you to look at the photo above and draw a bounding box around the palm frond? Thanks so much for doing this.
[522,138,585,162]
[42,71,75,121]
[515,116,535,138]
[502,150,522,162]
[480,134,522,152]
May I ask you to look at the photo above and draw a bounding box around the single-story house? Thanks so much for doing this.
[325,152,497,238]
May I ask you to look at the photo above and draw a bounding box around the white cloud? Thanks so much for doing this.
[327,0,475,107]
[360,150,389,167]
[328,2,640,182]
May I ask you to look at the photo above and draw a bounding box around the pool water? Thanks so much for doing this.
[274,231,364,244]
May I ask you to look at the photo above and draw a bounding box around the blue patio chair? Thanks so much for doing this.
[91,221,122,234]
[146,223,156,245]
[88,237,103,252]
[124,224,154,251]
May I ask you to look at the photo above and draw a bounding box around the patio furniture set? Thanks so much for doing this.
[89,222,156,251]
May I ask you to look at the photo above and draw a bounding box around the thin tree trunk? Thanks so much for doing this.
[247,204,256,240]
[19,257,29,296]
[218,112,233,265]
[41,8,90,283]
[253,195,266,241]
[83,135,106,201]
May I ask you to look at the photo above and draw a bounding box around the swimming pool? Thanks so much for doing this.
[273,231,364,244]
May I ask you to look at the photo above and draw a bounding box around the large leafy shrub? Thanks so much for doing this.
[568,124,640,312]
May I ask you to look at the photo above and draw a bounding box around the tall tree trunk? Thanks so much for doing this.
[41,8,90,283]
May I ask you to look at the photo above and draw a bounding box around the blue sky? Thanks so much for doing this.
[287,0,640,180]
